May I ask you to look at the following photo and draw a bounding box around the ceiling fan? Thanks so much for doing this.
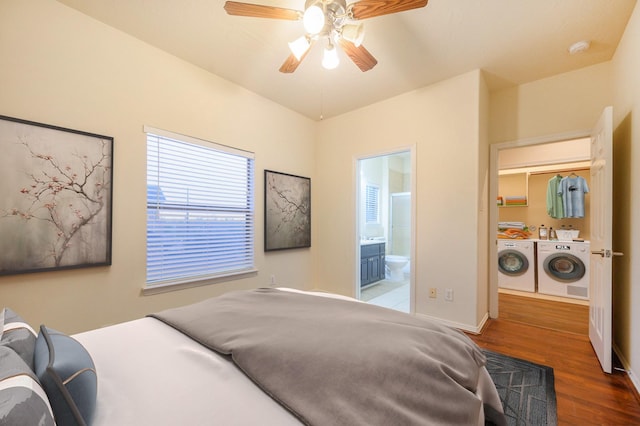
[224,0,428,73]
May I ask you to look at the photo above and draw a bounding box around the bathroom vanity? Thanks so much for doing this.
[360,242,386,287]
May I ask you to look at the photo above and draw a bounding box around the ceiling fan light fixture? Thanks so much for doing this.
[322,43,340,69]
[341,23,364,47]
[288,36,311,60]
[224,0,429,73]
[303,4,325,34]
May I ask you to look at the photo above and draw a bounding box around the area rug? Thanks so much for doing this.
[483,350,558,426]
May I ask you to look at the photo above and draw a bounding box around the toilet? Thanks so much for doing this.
[385,255,409,282]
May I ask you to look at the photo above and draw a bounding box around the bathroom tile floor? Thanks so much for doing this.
[363,279,410,313]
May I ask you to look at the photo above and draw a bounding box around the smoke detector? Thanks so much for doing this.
[568,40,591,55]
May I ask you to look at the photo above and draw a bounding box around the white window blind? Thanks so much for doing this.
[365,184,380,223]
[145,126,255,287]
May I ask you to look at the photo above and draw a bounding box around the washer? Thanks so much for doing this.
[537,241,590,300]
[497,239,536,292]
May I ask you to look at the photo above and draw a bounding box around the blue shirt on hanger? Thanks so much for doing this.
[558,175,589,218]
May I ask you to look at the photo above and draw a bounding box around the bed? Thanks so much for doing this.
[1,288,506,426]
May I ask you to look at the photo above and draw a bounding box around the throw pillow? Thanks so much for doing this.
[0,308,37,371]
[0,346,56,426]
[34,325,97,426]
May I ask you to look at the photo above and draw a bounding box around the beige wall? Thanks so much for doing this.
[0,0,316,333]
[490,62,613,143]
[315,70,487,330]
[611,1,640,393]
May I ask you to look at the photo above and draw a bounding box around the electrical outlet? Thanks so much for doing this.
[445,288,454,302]
[429,288,437,298]
[270,275,276,287]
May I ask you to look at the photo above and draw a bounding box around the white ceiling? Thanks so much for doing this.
[56,0,636,120]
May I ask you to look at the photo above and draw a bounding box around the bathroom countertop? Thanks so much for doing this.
[360,240,386,246]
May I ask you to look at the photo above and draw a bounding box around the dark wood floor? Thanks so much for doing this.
[497,291,589,335]
[469,315,640,425]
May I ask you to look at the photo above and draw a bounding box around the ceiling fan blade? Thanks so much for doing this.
[338,39,378,72]
[349,0,428,20]
[279,54,303,73]
[224,1,301,20]
[279,41,314,73]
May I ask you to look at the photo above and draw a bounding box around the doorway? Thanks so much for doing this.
[356,150,413,312]
[491,136,592,333]
[490,108,615,374]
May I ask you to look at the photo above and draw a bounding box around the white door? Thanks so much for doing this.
[589,106,616,374]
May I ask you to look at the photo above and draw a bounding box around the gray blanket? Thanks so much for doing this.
[150,288,488,425]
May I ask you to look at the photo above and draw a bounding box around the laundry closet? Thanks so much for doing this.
[496,138,592,332]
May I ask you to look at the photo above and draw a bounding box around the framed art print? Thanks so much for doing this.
[264,170,310,251]
[0,115,113,275]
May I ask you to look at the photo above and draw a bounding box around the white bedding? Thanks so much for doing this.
[74,317,302,425]
[73,289,502,426]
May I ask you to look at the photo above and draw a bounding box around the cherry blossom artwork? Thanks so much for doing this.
[264,170,310,251]
[0,115,113,275]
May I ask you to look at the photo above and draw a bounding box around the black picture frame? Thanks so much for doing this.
[264,169,311,251]
[0,115,113,275]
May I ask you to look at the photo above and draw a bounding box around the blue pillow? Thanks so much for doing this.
[0,346,56,426]
[34,326,97,426]
[1,308,37,371]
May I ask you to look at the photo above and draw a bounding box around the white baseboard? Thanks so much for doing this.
[613,344,640,396]
[414,311,488,334]
[474,312,490,334]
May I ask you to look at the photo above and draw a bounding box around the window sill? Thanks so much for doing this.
[141,269,258,296]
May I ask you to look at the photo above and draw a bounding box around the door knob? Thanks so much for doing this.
[591,249,624,258]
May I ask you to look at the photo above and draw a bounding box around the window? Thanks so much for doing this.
[365,184,380,224]
[145,126,255,290]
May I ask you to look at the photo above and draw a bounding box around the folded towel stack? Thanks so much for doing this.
[497,222,530,239]
[504,196,527,206]
[498,221,526,230]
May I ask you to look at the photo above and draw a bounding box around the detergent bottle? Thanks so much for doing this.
[538,224,548,240]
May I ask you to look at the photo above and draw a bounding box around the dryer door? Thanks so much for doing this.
[497,249,529,276]
[543,253,586,282]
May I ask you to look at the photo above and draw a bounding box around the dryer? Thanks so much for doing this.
[497,239,536,292]
[537,241,590,300]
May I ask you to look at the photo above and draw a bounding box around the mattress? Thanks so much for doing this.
[73,289,503,425]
